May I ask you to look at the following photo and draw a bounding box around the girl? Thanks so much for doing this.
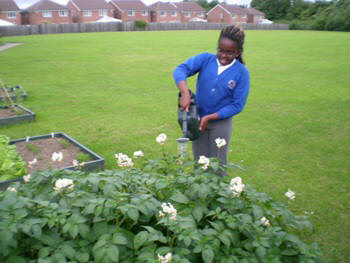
[173,25,250,170]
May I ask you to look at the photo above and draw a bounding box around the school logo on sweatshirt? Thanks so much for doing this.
[228,80,236,89]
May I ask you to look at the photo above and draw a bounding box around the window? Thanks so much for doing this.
[160,11,166,17]
[198,12,204,17]
[59,10,68,17]
[99,9,107,16]
[242,14,247,18]
[219,13,223,19]
[232,14,237,19]
[141,10,148,16]
[83,10,92,17]
[42,11,52,18]
[184,12,190,17]
[7,11,16,18]
[171,11,177,16]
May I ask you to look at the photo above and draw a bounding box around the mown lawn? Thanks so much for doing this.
[0,30,349,262]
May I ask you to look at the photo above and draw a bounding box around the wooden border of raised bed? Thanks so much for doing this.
[0,104,36,126]
[0,132,104,190]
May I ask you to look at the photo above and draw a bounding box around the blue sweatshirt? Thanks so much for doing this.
[173,52,250,119]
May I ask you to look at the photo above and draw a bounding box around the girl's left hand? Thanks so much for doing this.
[199,116,210,131]
[199,113,219,131]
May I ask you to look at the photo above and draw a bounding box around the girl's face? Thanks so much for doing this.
[216,37,240,66]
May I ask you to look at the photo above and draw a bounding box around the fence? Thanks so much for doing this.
[0,22,289,37]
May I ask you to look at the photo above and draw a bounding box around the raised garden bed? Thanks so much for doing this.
[0,104,36,126]
[0,85,27,101]
[0,132,104,190]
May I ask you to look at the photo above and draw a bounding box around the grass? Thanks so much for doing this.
[0,30,349,262]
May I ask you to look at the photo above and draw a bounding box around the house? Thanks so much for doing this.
[207,4,264,24]
[110,0,150,22]
[246,8,264,24]
[22,0,72,25]
[148,1,179,23]
[0,0,21,25]
[67,0,114,23]
[174,2,205,23]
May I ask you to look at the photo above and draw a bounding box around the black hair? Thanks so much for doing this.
[218,25,245,64]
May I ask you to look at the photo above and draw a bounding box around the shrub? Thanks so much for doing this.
[0,135,27,182]
[135,20,147,30]
[0,150,325,262]
[289,20,311,30]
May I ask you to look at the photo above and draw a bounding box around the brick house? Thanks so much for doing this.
[21,0,72,25]
[148,1,179,23]
[110,0,149,22]
[246,8,264,24]
[67,0,114,23]
[207,4,264,24]
[174,2,206,23]
[0,0,21,25]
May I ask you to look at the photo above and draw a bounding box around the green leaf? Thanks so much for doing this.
[219,234,230,248]
[107,245,119,262]
[113,233,128,245]
[76,252,89,263]
[79,224,90,239]
[170,192,189,204]
[134,231,148,250]
[202,248,214,263]
[256,246,266,258]
[61,244,75,260]
[39,247,51,258]
[127,208,139,222]
[93,221,108,236]
[192,206,203,222]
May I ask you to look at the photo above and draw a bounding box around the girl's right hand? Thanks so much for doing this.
[180,92,191,112]
[177,80,191,112]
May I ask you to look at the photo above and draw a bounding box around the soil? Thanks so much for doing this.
[0,107,25,118]
[15,137,85,174]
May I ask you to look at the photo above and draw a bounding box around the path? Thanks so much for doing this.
[0,43,22,52]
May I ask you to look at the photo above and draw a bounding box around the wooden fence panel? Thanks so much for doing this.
[0,22,289,37]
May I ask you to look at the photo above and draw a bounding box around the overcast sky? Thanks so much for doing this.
[15,0,252,9]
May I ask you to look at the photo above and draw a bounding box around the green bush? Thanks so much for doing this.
[135,20,147,30]
[289,20,311,30]
[0,135,27,182]
[0,149,325,262]
[311,16,327,30]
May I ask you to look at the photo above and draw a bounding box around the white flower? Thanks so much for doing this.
[133,150,144,158]
[52,152,63,162]
[156,133,167,145]
[160,202,177,221]
[54,178,74,192]
[285,189,295,200]
[27,158,38,168]
[230,176,245,197]
[158,253,173,263]
[260,216,271,227]
[72,160,79,167]
[23,174,31,183]
[215,137,226,148]
[7,187,17,192]
[115,153,134,168]
[198,155,210,170]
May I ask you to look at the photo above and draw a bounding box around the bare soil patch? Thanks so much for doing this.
[0,107,25,118]
[15,138,88,174]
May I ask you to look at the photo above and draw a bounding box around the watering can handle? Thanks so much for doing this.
[182,111,187,137]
